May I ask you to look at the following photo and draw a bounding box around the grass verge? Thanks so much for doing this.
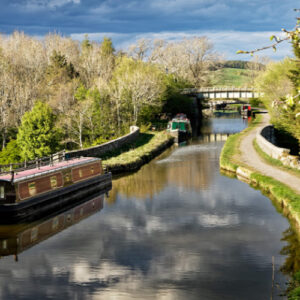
[103,131,174,174]
[253,139,300,178]
[219,114,263,172]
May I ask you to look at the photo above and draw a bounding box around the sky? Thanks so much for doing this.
[0,0,298,60]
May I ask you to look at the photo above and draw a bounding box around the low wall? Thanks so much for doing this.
[66,126,140,159]
[256,125,300,169]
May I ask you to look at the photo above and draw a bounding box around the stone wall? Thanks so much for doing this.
[256,125,300,169]
[66,126,140,159]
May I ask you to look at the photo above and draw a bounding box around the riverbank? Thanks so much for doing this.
[220,114,300,298]
[220,113,300,230]
[103,131,174,175]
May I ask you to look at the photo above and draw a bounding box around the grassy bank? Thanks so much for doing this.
[103,131,174,174]
[219,114,300,299]
[253,139,300,178]
[220,114,300,220]
[219,114,262,172]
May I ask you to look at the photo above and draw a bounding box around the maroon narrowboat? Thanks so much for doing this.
[0,192,105,259]
[0,157,112,223]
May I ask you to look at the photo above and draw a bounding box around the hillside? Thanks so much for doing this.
[210,67,255,87]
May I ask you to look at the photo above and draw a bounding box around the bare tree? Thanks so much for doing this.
[149,37,220,87]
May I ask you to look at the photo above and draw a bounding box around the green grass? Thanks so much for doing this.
[211,68,253,87]
[288,272,300,299]
[219,114,263,172]
[103,131,173,167]
[100,132,154,160]
[219,133,240,172]
[253,139,300,178]
[250,172,300,209]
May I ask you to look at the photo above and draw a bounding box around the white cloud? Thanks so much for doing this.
[23,0,80,10]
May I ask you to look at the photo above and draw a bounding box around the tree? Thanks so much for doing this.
[0,140,21,164]
[127,38,151,61]
[149,37,220,87]
[17,101,61,160]
[239,14,300,143]
[109,57,166,128]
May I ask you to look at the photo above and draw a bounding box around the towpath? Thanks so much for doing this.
[239,113,300,194]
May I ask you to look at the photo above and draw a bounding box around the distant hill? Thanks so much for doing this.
[213,60,265,70]
[210,67,254,87]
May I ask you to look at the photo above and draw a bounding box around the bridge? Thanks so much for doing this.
[183,87,260,100]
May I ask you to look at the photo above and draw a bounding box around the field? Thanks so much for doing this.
[211,68,254,87]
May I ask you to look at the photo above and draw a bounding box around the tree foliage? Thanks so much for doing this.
[17,101,61,160]
[244,14,300,144]
[0,32,217,162]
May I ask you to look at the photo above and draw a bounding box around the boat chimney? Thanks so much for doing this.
[10,170,14,184]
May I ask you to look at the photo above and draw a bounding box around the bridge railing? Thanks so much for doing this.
[182,86,256,94]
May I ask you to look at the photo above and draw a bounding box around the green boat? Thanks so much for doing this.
[167,114,192,143]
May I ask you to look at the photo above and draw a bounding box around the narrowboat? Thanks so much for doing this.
[241,104,251,118]
[0,156,112,223]
[167,113,192,143]
[0,191,106,259]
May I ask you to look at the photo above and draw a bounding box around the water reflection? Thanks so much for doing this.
[0,116,296,300]
[109,143,216,203]
[280,228,300,275]
[0,192,106,260]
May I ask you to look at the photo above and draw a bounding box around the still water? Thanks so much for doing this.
[0,116,297,300]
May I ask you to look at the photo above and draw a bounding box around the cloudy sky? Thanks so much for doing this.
[0,0,298,59]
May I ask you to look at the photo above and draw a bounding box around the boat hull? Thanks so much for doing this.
[0,172,112,224]
[170,130,191,144]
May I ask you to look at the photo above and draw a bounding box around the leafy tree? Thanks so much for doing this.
[162,75,194,118]
[110,56,166,129]
[241,15,300,143]
[0,140,21,164]
[17,101,61,160]
[46,50,78,85]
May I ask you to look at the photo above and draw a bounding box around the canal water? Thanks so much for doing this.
[0,115,297,299]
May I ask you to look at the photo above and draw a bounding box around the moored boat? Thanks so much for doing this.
[0,156,112,223]
[0,191,107,259]
[167,113,192,143]
[241,104,251,118]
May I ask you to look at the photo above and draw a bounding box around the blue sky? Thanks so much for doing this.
[0,0,298,60]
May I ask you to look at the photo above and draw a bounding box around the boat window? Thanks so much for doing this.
[28,182,36,196]
[79,169,83,178]
[2,240,7,249]
[31,228,38,242]
[64,173,71,183]
[0,186,4,198]
[52,217,59,230]
[91,166,94,174]
[172,122,179,130]
[50,176,57,189]
[179,122,186,130]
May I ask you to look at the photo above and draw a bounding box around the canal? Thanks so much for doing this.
[0,115,297,299]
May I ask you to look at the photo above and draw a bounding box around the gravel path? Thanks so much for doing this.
[239,113,300,194]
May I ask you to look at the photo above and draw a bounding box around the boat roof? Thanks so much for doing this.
[171,118,190,122]
[0,157,100,183]
[171,113,190,122]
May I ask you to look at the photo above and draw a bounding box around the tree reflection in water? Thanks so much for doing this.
[280,227,300,276]
[279,227,300,296]
[108,142,216,204]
